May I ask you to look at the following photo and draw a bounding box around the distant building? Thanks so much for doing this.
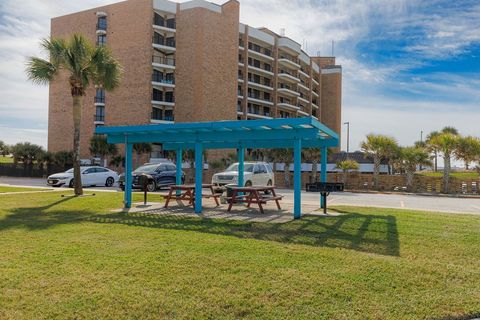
[48,0,342,160]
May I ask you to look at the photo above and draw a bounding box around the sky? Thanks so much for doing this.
[0,0,479,154]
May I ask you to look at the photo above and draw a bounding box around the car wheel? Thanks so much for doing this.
[265,180,272,194]
[245,181,252,187]
[69,179,74,188]
[105,177,114,187]
[146,180,156,192]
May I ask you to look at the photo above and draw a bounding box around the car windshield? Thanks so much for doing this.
[66,168,74,173]
[134,165,158,173]
[225,164,254,172]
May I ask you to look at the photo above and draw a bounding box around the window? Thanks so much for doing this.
[152,69,163,82]
[165,73,174,83]
[253,59,260,68]
[95,88,105,103]
[264,92,270,101]
[253,74,260,83]
[264,78,271,87]
[95,168,108,173]
[164,110,173,121]
[166,18,176,29]
[152,88,163,101]
[166,164,176,171]
[165,91,174,102]
[153,32,164,45]
[154,13,164,26]
[166,37,175,47]
[97,34,106,46]
[264,48,271,56]
[152,107,162,120]
[95,105,105,122]
[97,17,107,30]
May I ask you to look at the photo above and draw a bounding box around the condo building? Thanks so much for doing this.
[48,0,342,159]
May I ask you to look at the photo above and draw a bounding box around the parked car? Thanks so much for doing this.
[118,162,184,192]
[46,166,119,188]
[211,162,274,192]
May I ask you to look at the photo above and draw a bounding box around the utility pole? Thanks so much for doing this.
[344,122,350,159]
[421,130,423,143]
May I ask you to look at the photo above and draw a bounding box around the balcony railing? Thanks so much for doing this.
[151,112,174,121]
[152,74,175,84]
[94,114,105,122]
[152,56,175,66]
[153,37,176,48]
[152,95,175,103]
[94,96,105,103]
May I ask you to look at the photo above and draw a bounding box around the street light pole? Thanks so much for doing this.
[343,122,350,159]
[421,130,423,143]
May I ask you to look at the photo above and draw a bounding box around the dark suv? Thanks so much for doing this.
[119,163,184,191]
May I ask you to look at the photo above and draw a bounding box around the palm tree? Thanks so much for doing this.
[429,133,459,193]
[360,134,398,189]
[89,135,118,166]
[335,160,359,184]
[26,34,121,196]
[53,151,74,169]
[302,148,320,182]
[426,131,440,172]
[400,147,432,191]
[455,136,480,170]
[133,143,152,168]
[10,142,44,168]
[268,149,293,187]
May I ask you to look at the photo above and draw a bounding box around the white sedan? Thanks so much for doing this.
[47,166,119,188]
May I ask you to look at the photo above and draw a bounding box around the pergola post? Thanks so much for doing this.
[176,148,183,195]
[237,147,244,187]
[293,139,302,219]
[194,142,203,214]
[320,146,327,208]
[124,142,133,208]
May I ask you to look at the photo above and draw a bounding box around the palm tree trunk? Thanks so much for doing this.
[284,163,290,187]
[406,170,414,191]
[373,156,380,189]
[434,151,438,172]
[72,95,83,196]
[443,153,451,193]
[311,160,318,182]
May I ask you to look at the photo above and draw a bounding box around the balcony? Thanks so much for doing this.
[152,56,175,70]
[312,90,319,98]
[153,22,176,33]
[278,57,300,70]
[94,96,105,106]
[278,70,300,83]
[151,96,175,107]
[152,37,176,52]
[248,64,274,77]
[247,94,273,106]
[246,112,272,120]
[151,112,174,123]
[247,79,273,91]
[298,96,309,104]
[298,81,309,91]
[247,45,274,61]
[277,101,299,111]
[277,84,300,97]
[299,69,310,78]
[297,110,309,117]
[151,74,175,88]
[94,114,105,123]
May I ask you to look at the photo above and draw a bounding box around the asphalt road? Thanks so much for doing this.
[1,176,479,215]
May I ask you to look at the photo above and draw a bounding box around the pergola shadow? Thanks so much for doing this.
[88,207,400,256]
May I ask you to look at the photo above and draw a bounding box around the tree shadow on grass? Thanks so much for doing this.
[1,201,399,256]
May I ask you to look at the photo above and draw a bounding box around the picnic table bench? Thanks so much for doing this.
[164,184,220,208]
[226,186,282,214]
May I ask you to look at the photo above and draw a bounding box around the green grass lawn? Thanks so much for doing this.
[0,191,479,319]
[0,155,13,163]
[0,186,53,193]
[418,171,479,179]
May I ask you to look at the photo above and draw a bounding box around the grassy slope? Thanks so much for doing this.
[0,191,479,319]
[0,186,52,193]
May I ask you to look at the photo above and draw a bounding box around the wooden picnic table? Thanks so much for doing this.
[226,186,282,214]
[164,184,220,208]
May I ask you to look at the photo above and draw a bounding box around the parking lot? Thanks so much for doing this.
[1,176,479,215]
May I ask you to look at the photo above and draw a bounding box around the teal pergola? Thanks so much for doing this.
[96,117,339,219]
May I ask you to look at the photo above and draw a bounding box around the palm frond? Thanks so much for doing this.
[25,57,58,85]
[40,37,66,67]
[89,45,121,90]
